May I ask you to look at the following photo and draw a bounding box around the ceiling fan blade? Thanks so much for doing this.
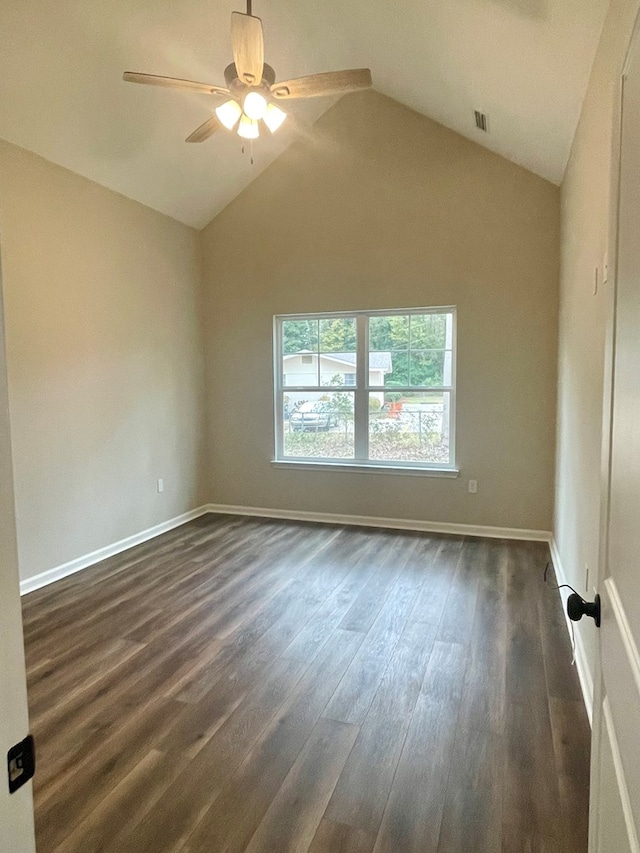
[123,72,229,97]
[271,69,372,99]
[186,116,220,143]
[230,12,264,86]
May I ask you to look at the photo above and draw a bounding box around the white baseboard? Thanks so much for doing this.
[548,537,595,725]
[203,502,552,542]
[19,506,210,596]
[19,498,555,610]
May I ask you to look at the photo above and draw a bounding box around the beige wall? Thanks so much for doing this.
[200,91,560,531]
[555,0,640,688]
[0,89,562,585]
[0,140,206,582]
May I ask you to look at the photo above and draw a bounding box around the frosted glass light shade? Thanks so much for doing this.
[264,103,287,133]
[215,99,242,130]
[243,91,268,121]
[237,115,259,139]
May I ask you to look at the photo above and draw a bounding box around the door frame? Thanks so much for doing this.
[590,7,640,849]
[0,243,36,850]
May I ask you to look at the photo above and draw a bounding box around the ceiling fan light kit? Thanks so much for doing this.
[215,99,242,130]
[243,91,268,121]
[237,115,260,139]
[263,103,287,133]
[123,1,372,150]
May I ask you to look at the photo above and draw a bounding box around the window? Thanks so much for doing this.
[274,307,456,472]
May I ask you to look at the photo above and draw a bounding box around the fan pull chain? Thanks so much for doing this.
[239,142,255,165]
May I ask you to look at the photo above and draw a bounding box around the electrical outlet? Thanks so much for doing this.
[7,735,35,794]
[468,479,478,494]
[157,478,164,494]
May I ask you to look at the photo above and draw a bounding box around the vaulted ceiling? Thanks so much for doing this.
[0,0,607,228]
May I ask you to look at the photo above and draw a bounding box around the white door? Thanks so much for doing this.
[591,20,640,853]
[0,254,36,850]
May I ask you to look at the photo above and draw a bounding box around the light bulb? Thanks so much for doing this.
[263,103,287,133]
[215,99,242,130]
[243,91,268,121]
[237,115,259,139]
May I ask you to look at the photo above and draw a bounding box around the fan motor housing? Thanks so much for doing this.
[224,62,276,88]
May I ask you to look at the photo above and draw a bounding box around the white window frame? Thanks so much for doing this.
[273,307,458,475]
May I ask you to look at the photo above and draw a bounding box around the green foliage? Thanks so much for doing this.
[324,373,346,388]
[282,319,318,354]
[319,318,356,353]
[283,313,448,388]
[370,314,447,387]
[369,315,408,351]
[369,397,382,411]
[282,318,357,355]
[326,390,354,416]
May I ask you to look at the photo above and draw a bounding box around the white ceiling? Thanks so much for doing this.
[0,0,607,229]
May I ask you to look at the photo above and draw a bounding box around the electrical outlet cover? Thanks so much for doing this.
[7,735,35,794]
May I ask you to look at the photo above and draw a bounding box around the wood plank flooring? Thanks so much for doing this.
[21,514,591,853]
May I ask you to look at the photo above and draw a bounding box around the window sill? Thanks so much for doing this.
[271,460,459,478]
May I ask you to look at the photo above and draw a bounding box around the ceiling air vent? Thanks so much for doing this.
[474,110,488,132]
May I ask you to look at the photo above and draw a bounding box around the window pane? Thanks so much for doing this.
[369,315,409,351]
[368,391,451,464]
[410,313,447,349]
[368,351,392,387]
[320,354,357,388]
[375,350,408,388]
[409,351,445,387]
[282,319,318,354]
[319,318,356,353]
[283,391,354,459]
[283,352,319,388]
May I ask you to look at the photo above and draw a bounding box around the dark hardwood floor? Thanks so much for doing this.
[21,514,591,852]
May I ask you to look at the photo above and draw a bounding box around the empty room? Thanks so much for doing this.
[1,0,639,850]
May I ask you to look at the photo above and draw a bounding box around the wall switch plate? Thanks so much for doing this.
[468,479,478,494]
[157,478,164,493]
[7,735,35,794]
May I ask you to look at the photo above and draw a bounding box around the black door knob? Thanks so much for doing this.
[566,593,601,628]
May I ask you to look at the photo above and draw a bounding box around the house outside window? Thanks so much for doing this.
[274,307,456,472]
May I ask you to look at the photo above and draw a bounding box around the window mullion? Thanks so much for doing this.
[354,315,368,461]
[274,318,283,460]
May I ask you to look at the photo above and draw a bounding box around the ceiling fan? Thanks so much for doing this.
[123,0,372,145]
